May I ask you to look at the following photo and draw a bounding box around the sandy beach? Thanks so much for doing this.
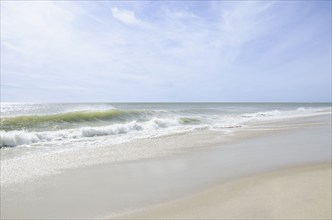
[1,113,331,219]
[121,163,331,219]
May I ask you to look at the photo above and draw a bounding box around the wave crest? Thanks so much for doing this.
[0,131,40,147]
[0,109,152,131]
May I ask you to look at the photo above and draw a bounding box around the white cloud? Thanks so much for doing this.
[111,7,146,27]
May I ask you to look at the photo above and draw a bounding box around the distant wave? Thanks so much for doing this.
[241,110,281,118]
[0,102,117,118]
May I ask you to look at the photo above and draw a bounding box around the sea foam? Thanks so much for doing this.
[0,131,40,147]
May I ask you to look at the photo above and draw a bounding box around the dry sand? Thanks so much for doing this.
[120,163,331,219]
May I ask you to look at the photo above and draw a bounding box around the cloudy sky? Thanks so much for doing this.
[1,1,331,102]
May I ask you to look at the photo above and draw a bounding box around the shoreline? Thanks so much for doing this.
[1,112,330,187]
[118,163,331,219]
[1,113,331,219]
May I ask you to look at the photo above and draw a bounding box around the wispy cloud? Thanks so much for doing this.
[1,1,331,102]
[111,7,147,27]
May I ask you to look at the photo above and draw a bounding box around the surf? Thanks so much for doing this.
[1,104,329,148]
[0,109,153,131]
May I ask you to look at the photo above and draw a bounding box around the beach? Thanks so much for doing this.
[2,0,332,219]
[121,163,331,219]
[1,104,331,219]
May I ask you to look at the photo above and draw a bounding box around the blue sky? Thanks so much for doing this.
[1,1,331,102]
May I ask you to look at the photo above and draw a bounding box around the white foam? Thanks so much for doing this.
[0,131,40,147]
[81,121,142,137]
[297,107,306,112]
[145,118,180,129]
[241,110,281,118]
[0,129,79,147]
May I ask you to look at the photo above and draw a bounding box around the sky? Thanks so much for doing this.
[1,1,331,102]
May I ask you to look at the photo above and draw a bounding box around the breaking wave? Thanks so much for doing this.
[0,109,153,131]
[0,118,188,147]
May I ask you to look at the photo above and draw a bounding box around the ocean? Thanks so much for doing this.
[1,102,330,148]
